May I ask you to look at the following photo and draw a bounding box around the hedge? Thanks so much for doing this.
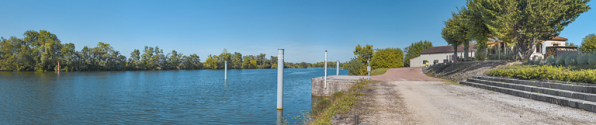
[487,65,596,84]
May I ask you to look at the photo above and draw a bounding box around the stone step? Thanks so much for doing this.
[467,78,596,102]
[460,81,596,113]
[472,75,596,94]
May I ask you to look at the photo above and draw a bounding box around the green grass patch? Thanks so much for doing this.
[370,68,389,75]
[307,80,371,125]
[486,65,596,84]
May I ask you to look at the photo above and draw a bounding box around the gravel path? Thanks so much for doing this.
[335,68,596,125]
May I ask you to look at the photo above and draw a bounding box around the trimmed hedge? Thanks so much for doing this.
[487,65,596,84]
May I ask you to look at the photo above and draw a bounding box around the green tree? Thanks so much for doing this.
[354,44,374,63]
[344,58,365,75]
[129,49,141,70]
[579,33,596,53]
[218,49,231,69]
[442,12,466,61]
[168,50,183,69]
[242,55,257,69]
[204,54,218,70]
[25,30,63,71]
[463,1,492,60]
[372,48,404,69]
[470,0,591,60]
[270,56,278,69]
[353,44,374,75]
[403,40,433,67]
[141,46,154,70]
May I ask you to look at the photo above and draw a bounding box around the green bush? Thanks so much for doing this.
[487,65,596,84]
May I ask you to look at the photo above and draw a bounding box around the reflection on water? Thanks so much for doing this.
[0,68,347,124]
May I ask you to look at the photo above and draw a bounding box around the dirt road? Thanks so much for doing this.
[335,68,596,125]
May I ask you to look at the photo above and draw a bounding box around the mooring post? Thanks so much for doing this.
[225,61,227,80]
[276,110,283,125]
[324,50,327,89]
[336,60,339,76]
[277,49,284,110]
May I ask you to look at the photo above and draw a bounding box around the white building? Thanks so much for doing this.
[530,36,568,60]
[410,44,476,67]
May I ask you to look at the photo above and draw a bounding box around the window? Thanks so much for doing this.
[422,60,428,64]
[536,44,541,53]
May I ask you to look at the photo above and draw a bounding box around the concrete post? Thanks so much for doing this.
[276,110,283,125]
[324,50,327,89]
[224,61,227,80]
[336,60,339,76]
[277,49,284,110]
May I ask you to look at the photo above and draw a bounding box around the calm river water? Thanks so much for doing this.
[0,68,347,124]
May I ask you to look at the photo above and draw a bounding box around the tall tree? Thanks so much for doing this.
[353,44,374,75]
[232,52,243,69]
[464,1,492,59]
[442,12,466,61]
[141,46,154,70]
[129,49,141,70]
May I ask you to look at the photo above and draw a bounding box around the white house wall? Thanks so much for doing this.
[530,40,566,59]
[410,52,475,67]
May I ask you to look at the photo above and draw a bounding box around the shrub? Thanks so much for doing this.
[564,55,577,66]
[577,54,590,65]
[487,65,596,84]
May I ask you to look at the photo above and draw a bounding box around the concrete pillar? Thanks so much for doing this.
[336,60,339,76]
[224,61,227,80]
[277,49,284,110]
[276,110,283,125]
[324,50,327,89]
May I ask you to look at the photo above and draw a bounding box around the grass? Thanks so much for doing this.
[370,68,389,76]
[306,80,371,125]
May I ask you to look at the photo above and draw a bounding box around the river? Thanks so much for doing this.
[0,68,347,124]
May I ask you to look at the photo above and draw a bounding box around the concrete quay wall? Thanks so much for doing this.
[311,76,365,96]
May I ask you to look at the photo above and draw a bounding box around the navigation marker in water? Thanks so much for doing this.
[277,49,284,110]
[225,61,227,80]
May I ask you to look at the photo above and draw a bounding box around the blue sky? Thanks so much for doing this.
[1,0,594,63]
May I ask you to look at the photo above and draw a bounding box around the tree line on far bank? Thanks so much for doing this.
[1,30,443,76]
[0,30,340,72]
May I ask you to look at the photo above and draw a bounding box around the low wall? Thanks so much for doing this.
[311,76,363,96]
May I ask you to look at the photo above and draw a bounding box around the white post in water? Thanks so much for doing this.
[324,50,327,89]
[277,49,284,110]
[224,61,227,80]
[336,60,339,76]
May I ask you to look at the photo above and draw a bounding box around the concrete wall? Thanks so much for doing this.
[410,52,476,67]
[311,77,359,96]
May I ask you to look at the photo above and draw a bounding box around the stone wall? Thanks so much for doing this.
[311,77,359,96]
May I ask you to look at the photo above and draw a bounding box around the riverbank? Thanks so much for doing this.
[307,80,370,125]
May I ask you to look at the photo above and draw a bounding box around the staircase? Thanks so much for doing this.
[460,75,596,113]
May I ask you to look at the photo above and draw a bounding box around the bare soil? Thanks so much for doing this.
[333,67,596,125]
